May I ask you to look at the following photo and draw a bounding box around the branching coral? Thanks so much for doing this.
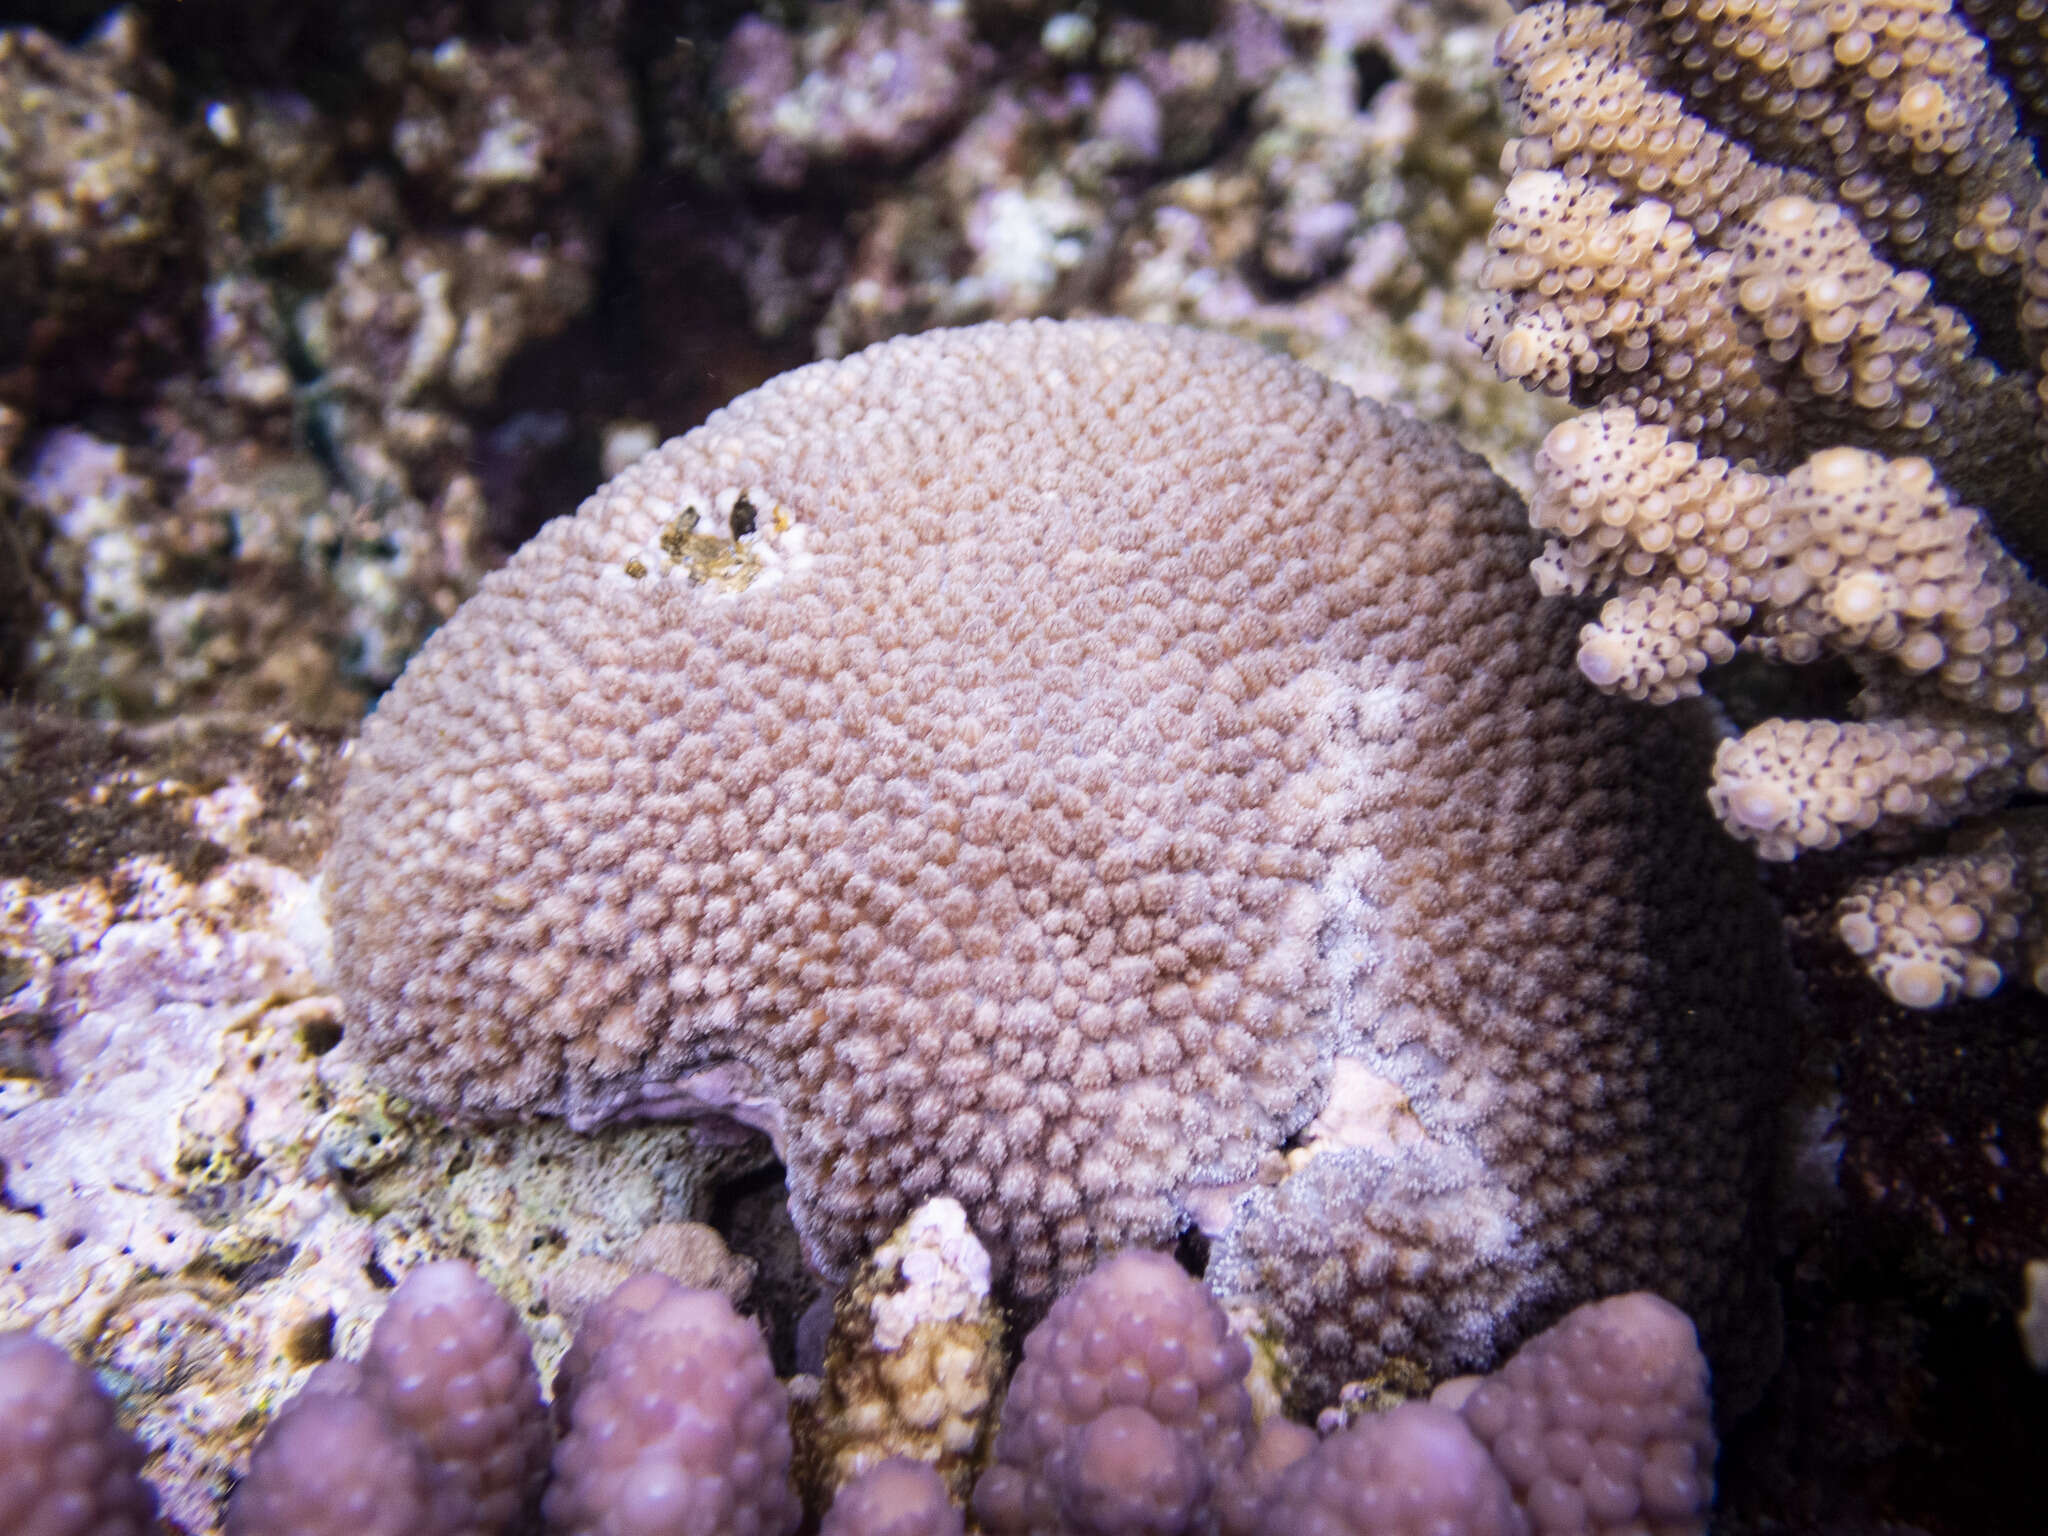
[4,1238,1718,1535]
[325,317,1793,1403]
[224,1259,552,1536]
[971,1250,1255,1536]
[1471,0,2048,1008]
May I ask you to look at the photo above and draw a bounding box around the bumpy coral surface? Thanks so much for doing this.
[225,1384,451,1536]
[820,1458,965,1536]
[544,1285,800,1536]
[0,1329,160,1536]
[810,1197,1003,1503]
[972,1250,1254,1536]
[352,1259,553,1532]
[327,318,1791,1395]
[225,1258,552,1536]
[203,1235,1718,1535]
[1472,0,2048,1008]
[1263,1401,1526,1536]
[1452,1292,1715,1536]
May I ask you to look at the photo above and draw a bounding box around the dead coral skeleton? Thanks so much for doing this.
[1471,0,2048,1008]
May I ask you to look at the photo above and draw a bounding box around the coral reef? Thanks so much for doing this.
[718,0,991,189]
[1470,0,2048,1010]
[0,706,759,1535]
[3,0,1543,723]
[5,7,639,727]
[325,318,1792,1405]
[224,1258,551,1536]
[4,0,2041,1529]
[0,12,192,412]
[656,0,1548,476]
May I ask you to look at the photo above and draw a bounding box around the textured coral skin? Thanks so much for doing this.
[820,1458,966,1536]
[188,1248,1726,1533]
[811,1197,1003,1502]
[544,1286,801,1536]
[356,1259,553,1533]
[1262,1402,1527,1536]
[328,318,1792,1390]
[226,1385,454,1536]
[971,1250,1254,1536]
[0,1330,159,1536]
[225,1259,552,1536]
[550,1268,693,1434]
[1473,0,2048,1007]
[1454,1293,1715,1536]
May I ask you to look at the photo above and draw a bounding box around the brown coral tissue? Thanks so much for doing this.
[1471,0,2048,1011]
[327,318,1793,1402]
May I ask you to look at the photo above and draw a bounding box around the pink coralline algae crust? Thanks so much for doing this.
[543,1285,801,1536]
[819,1458,965,1536]
[326,317,1794,1398]
[0,1330,160,1536]
[971,1250,1254,1536]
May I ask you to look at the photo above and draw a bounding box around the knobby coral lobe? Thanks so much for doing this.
[326,317,1792,1400]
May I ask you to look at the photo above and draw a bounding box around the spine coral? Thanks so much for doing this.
[1473,0,2048,1008]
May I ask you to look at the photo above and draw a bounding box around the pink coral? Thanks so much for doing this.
[1453,1293,1715,1536]
[972,1249,1253,1536]
[1262,1402,1527,1536]
[0,1329,159,1536]
[821,1458,965,1536]
[544,1286,800,1536]
[225,1259,551,1536]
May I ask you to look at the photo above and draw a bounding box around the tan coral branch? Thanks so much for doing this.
[1835,811,2048,1006]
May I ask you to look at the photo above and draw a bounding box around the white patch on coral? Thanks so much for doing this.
[867,1197,992,1353]
[1291,1056,1430,1160]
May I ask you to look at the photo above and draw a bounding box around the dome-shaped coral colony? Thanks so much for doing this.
[325,318,1792,1400]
